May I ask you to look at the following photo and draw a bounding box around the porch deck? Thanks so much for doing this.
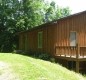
[55,46,86,72]
[56,55,86,58]
[55,46,86,61]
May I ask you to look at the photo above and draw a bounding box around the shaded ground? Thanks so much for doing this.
[0,61,19,80]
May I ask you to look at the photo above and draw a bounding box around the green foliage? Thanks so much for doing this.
[0,0,71,52]
[0,0,20,52]
[45,1,71,22]
[38,53,51,60]
[17,0,45,29]
[33,52,52,61]
[56,7,71,19]
[18,50,52,61]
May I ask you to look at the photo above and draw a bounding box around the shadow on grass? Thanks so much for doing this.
[13,50,56,63]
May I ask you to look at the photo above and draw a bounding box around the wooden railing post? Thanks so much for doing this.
[76,44,79,59]
[76,44,80,73]
[56,45,80,58]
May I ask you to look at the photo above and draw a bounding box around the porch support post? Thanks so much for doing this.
[76,44,80,59]
[76,61,79,73]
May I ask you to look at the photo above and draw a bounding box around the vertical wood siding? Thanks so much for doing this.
[19,12,86,57]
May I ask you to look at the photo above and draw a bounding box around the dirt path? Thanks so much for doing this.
[0,61,19,80]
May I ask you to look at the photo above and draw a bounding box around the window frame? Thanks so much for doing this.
[70,31,77,46]
[38,31,43,48]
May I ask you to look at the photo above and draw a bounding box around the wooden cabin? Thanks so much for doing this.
[18,11,86,73]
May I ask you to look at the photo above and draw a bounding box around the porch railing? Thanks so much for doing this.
[55,46,78,58]
[80,47,86,58]
[55,46,86,58]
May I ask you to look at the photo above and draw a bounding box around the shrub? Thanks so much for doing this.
[38,53,51,60]
[16,50,55,62]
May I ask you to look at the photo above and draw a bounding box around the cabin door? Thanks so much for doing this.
[70,32,77,46]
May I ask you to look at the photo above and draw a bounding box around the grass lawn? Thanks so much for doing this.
[0,53,85,80]
[0,70,2,75]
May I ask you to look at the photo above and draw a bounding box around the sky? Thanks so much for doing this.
[45,0,86,14]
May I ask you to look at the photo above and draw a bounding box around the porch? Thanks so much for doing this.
[55,46,86,72]
[55,46,86,60]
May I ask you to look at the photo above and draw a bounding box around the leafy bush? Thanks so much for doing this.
[38,53,51,60]
[16,50,55,62]
[30,51,55,61]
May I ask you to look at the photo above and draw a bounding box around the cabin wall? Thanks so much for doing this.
[56,13,86,47]
[19,12,86,56]
[28,30,37,52]
[47,23,57,55]
[19,33,25,50]
[19,34,22,50]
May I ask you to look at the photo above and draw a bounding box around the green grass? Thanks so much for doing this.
[0,70,2,75]
[0,53,85,80]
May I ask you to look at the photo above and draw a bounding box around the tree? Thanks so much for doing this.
[0,0,45,52]
[56,6,71,19]
[0,0,71,52]
[16,0,45,30]
[44,1,71,22]
[0,0,20,52]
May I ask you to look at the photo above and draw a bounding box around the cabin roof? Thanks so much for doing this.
[18,10,86,34]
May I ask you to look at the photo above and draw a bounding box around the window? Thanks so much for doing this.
[25,34,28,50]
[70,32,77,46]
[38,31,43,48]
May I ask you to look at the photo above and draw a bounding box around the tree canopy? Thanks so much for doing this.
[0,0,71,52]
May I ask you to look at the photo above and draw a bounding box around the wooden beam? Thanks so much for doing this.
[76,44,79,59]
[76,61,79,73]
[56,56,77,61]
